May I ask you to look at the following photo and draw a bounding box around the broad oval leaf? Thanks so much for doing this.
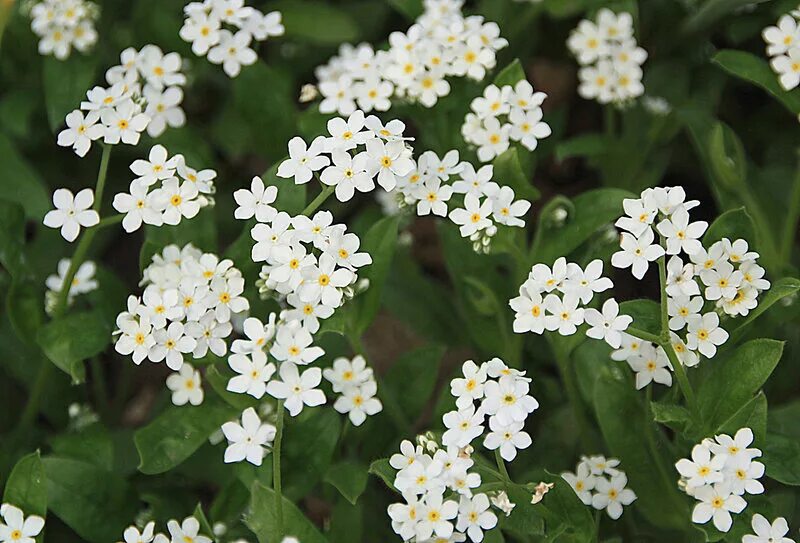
[493,58,526,87]
[492,147,541,202]
[42,55,97,133]
[37,310,112,384]
[135,400,237,475]
[713,50,800,115]
[3,451,47,518]
[353,215,400,334]
[245,482,328,543]
[703,207,757,247]
[324,461,368,505]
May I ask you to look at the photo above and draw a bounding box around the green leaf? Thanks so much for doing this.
[387,0,423,20]
[713,49,800,115]
[49,424,115,471]
[206,365,258,411]
[650,401,692,434]
[368,459,395,491]
[619,299,661,337]
[37,311,112,384]
[0,198,27,275]
[353,215,400,334]
[324,461,368,505]
[42,456,137,543]
[555,134,608,161]
[682,0,770,35]
[594,375,688,529]
[245,483,328,543]
[703,207,757,246]
[3,451,47,517]
[134,400,237,474]
[533,471,594,540]
[42,55,97,132]
[769,400,800,438]
[707,122,747,191]
[6,277,44,345]
[264,160,307,216]
[382,345,444,422]
[696,339,783,435]
[282,409,342,500]
[493,58,526,87]
[716,392,767,443]
[762,433,800,485]
[533,188,632,265]
[730,277,800,337]
[0,134,50,220]
[271,0,359,44]
[193,503,215,537]
[492,147,540,202]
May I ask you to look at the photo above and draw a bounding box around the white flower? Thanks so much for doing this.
[615,197,657,237]
[591,473,636,519]
[390,439,423,470]
[233,175,278,221]
[508,107,551,151]
[442,406,485,448]
[686,312,728,358]
[510,289,546,334]
[227,349,275,399]
[120,521,160,543]
[46,258,97,297]
[452,163,496,197]
[251,212,293,262]
[319,75,357,115]
[207,29,258,77]
[562,463,596,505]
[771,47,800,90]
[543,293,585,336]
[231,315,276,354]
[320,150,375,202]
[365,138,414,191]
[113,181,164,232]
[0,505,45,543]
[627,345,672,389]
[284,295,334,334]
[449,194,493,237]
[584,298,632,348]
[583,454,621,476]
[333,380,383,426]
[325,229,372,270]
[667,295,703,331]
[656,208,708,255]
[185,310,232,358]
[115,319,155,364]
[205,276,249,323]
[243,10,284,40]
[722,238,759,264]
[578,59,616,104]
[415,178,453,217]
[270,321,324,365]
[611,229,665,280]
[486,185,529,227]
[277,136,330,184]
[483,417,532,461]
[665,256,700,298]
[395,460,445,496]
[57,110,103,157]
[179,12,221,55]
[151,322,197,371]
[482,375,539,424]
[157,178,201,226]
[139,287,181,329]
[725,458,765,496]
[101,99,150,145]
[568,18,608,64]
[416,492,458,540]
[474,117,510,162]
[690,483,746,532]
[563,259,613,304]
[221,407,276,466]
[166,363,204,406]
[456,494,497,543]
[676,443,727,489]
[299,253,354,307]
[709,428,762,464]
[763,15,800,56]
[323,355,372,393]
[43,188,100,242]
[266,362,327,416]
[702,260,743,301]
[324,110,371,152]
[742,514,795,543]
[450,360,487,409]
[388,496,424,541]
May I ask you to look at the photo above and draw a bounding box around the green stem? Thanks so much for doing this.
[624,326,663,345]
[273,400,285,541]
[661,340,699,415]
[20,145,113,429]
[549,336,593,451]
[494,449,511,483]
[642,387,682,510]
[594,510,601,540]
[302,184,335,217]
[604,106,617,139]
[657,258,670,337]
[93,144,112,212]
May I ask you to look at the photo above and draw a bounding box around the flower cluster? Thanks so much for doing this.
[113,145,216,233]
[510,257,626,342]
[27,0,98,60]
[57,44,189,157]
[324,355,383,426]
[763,9,800,92]
[277,110,413,200]
[388,439,498,542]
[567,9,647,105]
[461,80,552,162]
[387,357,536,542]
[443,358,537,461]
[179,0,284,77]
[676,428,765,533]
[117,516,211,543]
[44,258,98,314]
[113,244,248,383]
[313,0,507,114]
[0,504,45,543]
[391,148,532,252]
[561,455,637,519]
[611,186,769,375]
